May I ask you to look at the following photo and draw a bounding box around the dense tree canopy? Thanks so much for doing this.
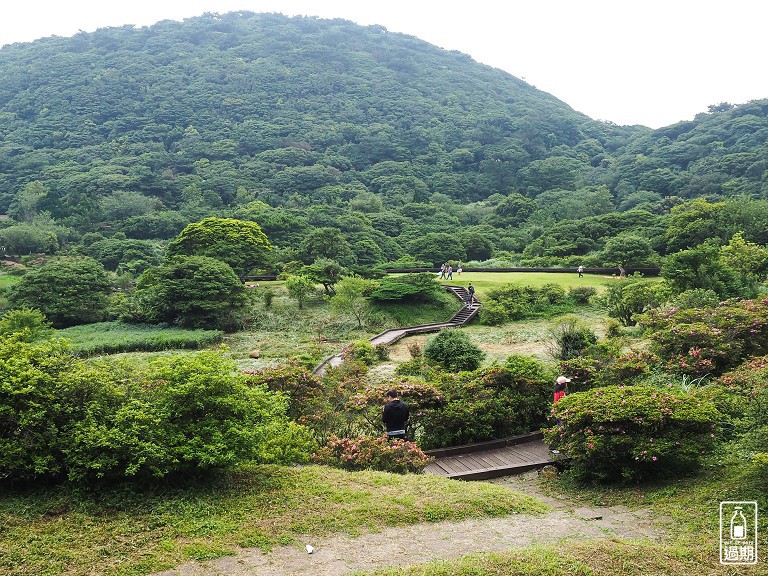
[0,11,766,276]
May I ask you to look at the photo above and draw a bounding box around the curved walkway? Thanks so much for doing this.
[312,285,481,377]
[153,470,669,576]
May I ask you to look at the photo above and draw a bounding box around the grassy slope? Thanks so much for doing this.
[0,466,546,576]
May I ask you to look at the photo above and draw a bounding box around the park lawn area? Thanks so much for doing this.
[435,271,658,299]
[0,465,546,576]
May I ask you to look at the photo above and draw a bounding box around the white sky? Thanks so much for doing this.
[1,1,767,128]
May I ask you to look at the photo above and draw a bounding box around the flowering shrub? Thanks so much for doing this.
[340,339,386,365]
[311,434,432,474]
[640,295,768,376]
[543,385,721,482]
[419,363,551,449]
[243,364,323,420]
[346,378,444,441]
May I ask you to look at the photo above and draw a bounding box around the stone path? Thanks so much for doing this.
[153,471,669,576]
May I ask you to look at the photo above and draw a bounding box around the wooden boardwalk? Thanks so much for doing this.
[424,432,554,480]
[312,285,480,377]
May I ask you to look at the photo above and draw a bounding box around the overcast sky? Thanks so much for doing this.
[2,1,767,128]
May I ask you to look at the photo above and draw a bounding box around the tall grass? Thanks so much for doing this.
[54,321,223,355]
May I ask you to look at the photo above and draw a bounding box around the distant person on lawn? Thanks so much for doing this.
[383,389,409,440]
[577,265,584,278]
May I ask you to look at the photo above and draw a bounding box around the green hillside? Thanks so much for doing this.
[0,11,767,271]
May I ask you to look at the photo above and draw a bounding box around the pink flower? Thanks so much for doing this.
[652,456,657,461]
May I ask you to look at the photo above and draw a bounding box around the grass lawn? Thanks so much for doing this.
[434,271,656,299]
[0,466,545,576]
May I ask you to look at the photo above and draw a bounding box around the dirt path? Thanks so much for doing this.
[153,471,670,576]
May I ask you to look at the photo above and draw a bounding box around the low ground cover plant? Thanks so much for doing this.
[544,384,721,482]
[54,321,223,355]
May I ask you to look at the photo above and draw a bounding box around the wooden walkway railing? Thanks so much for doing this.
[312,285,480,377]
[424,432,555,480]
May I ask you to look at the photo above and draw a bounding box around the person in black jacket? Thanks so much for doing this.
[382,389,409,440]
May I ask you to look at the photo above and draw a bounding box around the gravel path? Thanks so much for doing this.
[153,470,669,576]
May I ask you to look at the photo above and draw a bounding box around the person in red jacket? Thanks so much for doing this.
[554,375,570,403]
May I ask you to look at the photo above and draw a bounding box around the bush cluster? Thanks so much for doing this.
[480,283,575,325]
[640,295,768,375]
[311,434,432,474]
[0,339,312,484]
[419,360,551,449]
[543,385,721,482]
[368,273,443,302]
[423,328,485,372]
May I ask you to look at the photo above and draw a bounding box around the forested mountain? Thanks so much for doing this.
[1,11,767,272]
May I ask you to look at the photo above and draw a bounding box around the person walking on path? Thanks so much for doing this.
[577,265,584,278]
[457,260,463,275]
[447,265,453,280]
[466,283,475,307]
[439,263,446,279]
[383,389,409,440]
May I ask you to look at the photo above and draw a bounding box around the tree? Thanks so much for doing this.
[128,256,249,330]
[599,276,671,326]
[284,275,316,310]
[0,224,59,256]
[8,257,112,328]
[662,241,745,299]
[330,275,377,329]
[300,227,356,266]
[406,233,466,267]
[166,217,273,276]
[601,233,657,268]
[303,258,346,295]
[719,232,768,293]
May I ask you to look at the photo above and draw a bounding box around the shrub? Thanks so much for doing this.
[341,339,379,365]
[368,273,443,303]
[423,328,485,372]
[543,385,721,482]
[640,295,768,376]
[480,284,576,325]
[540,283,567,304]
[569,286,597,304]
[311,434,432,474]
[63,352,314,482]
[419,364,551,449]
[0,342,314,484]
[0,307,53,342]
[547,316,598,360]
[243,364,324,421]
[669,288,719,310]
